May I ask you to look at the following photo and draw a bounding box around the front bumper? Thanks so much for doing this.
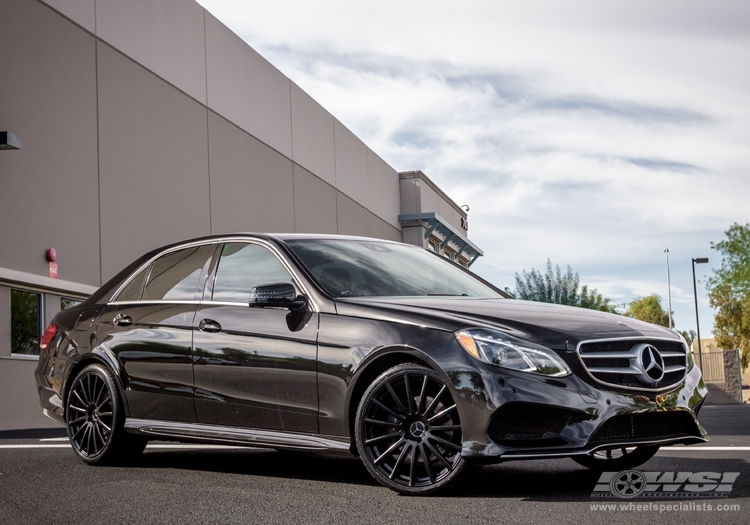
[450,356,707,461]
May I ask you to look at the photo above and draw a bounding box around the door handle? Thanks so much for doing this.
[113,314,133,327]
[198,318,222,333]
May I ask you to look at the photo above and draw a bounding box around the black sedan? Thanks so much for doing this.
[35,234,708,495]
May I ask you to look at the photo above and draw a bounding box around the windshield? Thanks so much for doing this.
[285,239,502,298]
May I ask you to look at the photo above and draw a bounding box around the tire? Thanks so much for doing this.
[65,363,147,465]
[572,445,659,471]
[355,363,474,495]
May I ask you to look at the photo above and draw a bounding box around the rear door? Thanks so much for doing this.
[97,244,214,422]
[192,241,319,432]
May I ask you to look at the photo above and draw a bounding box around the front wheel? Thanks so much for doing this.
[355,363,474,495]
[572,445,659,471]
[66,364,147,465]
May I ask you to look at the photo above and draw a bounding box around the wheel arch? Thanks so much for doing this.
[62,348,130,422]
[345,346,445,454]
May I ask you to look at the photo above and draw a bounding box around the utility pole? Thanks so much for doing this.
[664,249,672,328]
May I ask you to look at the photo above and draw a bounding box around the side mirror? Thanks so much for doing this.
[249,282,307,310]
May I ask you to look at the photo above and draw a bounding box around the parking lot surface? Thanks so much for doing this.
[1,405,748,525]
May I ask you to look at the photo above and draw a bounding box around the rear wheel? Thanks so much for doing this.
[355,363,474,495]
[572,445,659,471]
[66,364,147,465]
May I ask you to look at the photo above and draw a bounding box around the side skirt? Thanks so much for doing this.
[124,418,350,451]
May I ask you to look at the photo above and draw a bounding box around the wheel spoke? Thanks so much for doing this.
[427,404,457,423]
[389,443,410,480]
[87,375,94,404]
[93,423,106,453]
[421,443,435,482]
[365,432,402,446]
[69,415,86,425]
[72,423,86,442]
[428,433,462,451]
[69,405,86,413]
[98,419,112,433]
[73,389,87,407]
[416,375,428,413]
[364,417,398,427]
[97,411,113,417]
[97,395,111,411]
[430,424,461,432]
[372,399,404,421]
[374,438,405,465]
[94,379,106,406]
[404,374,416,415]
[409,443,418,486]
[385,383,409,417]
[425,439,453,470]
[423,385,446,418]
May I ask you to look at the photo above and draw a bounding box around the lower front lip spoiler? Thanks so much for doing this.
[490,435,708,461]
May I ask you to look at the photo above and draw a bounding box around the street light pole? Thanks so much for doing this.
[665,249,672,328]
[692,257,709,370]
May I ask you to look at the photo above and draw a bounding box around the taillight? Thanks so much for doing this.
[40,323,57,352]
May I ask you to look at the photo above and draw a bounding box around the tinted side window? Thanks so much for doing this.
[213,243,293,303]
[142,245,213,301]
[117,266,148,302]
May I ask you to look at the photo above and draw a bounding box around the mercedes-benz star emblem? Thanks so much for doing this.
[639,344,665,382]
[409,421,426,439]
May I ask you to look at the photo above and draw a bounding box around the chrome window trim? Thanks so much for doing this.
[575,336,688,393]
[108,237,319,312]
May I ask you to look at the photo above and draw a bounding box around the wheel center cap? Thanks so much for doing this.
[409,421,426,439]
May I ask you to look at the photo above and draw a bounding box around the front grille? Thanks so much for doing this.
[589,412,700,444]
[578,338,688,392]
[488,403,573,446]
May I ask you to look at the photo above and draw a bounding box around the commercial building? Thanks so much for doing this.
[0,0,482,430]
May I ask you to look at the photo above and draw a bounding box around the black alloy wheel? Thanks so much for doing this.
[66,364,146,465]
[572,445,660,471]
[355,363,474,495]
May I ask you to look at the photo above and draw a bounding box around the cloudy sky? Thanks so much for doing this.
[197,0,750,335]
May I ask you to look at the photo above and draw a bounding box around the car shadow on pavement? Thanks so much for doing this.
[131,446,750,500]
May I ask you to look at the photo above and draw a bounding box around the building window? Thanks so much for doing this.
[444,249,456,262]
[428,238,440,253]
[61,297,82,310]
[11,289,42,355]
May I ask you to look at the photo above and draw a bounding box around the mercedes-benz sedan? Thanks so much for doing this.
[35,234,707,494]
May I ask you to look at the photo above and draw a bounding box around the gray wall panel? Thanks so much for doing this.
[95,0,207,103]
[39,0,96,33]
[293,165,337,234]
[333,119,369,208]
[367,150,400,228]
[336,192,370,237]
[0,358,59,430]
[370,215,403,243]
[205,12,292,158]
[97,42,211,281]
[0,0,100,285]
[208,112,295,235]
[291,83,336,186]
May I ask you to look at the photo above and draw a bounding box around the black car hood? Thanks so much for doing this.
[335,296,678,349]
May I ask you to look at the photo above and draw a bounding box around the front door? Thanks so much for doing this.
[192,242,319,432]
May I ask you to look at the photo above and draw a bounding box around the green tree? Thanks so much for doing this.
[512,259,619,313]
[624,294,672,328]
[679,329,697,348]
[706,223,750,369]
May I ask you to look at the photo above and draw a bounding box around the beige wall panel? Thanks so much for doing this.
[95,0,207,103]
[0,358,59,430]
[205,12,292,158]
[291,83,335,186]
[419,183,440,216]
[438,197,458,229]
[401,226,424,248]
[370,215,402,243]
[333,119,369,208]
[208,112,295,235]
[293,165,337,234]
[336,192,371,237]
[97,43,211,282]
[0,0,100,285]
[399,178,420,215]
[39,0,95,32]
[367,150,400,228]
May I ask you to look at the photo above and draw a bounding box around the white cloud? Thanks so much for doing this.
[197,0,750,333]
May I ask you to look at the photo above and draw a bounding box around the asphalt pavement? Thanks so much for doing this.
[1,405,748,525]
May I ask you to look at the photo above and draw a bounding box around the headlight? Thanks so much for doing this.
[455,328,571,377]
